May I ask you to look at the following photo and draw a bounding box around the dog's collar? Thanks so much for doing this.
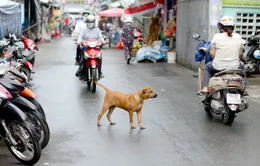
[138,92,144,103]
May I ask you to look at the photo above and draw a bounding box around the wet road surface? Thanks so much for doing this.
[1,37,260,166]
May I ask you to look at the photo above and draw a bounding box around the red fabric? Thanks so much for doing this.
[124,2,156,15]
[155,0,163,4]
[98,8,124,17]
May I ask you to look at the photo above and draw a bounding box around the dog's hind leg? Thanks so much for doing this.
[107,106,116,125]
[97,104,110,126]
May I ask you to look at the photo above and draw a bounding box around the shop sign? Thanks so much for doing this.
[222,0,260,8]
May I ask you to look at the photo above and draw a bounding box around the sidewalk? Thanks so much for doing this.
[247,74,260,102]
[248,74,260,85]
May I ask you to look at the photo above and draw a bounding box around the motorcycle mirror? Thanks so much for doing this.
[192,34,200,40]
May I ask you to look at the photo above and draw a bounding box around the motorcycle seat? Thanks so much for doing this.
[0,75,24,92]
[214,69,245,77]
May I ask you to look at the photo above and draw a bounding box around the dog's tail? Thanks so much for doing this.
[94,80,110,92]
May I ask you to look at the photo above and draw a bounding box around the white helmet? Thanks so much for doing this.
[86,15,96,29]
[219,16,235,27]
[0,59,9,76]
[124,17,133,23]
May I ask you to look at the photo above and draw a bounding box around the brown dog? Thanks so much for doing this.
[95,81,157,129]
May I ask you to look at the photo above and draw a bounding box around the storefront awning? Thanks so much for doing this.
[98,7,123,17]
[124,1,163,17]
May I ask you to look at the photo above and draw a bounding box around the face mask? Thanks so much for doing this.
[87,22,95,29]
[83,16,87,22]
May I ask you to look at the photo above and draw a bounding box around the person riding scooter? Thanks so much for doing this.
[74,11,89,65]
[200,16,248,94]
[76,15,104,78]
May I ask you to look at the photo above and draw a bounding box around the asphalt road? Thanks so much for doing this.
[1,37,260,166]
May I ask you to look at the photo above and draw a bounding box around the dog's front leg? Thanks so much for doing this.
[137,110,145,129]
[129,111,136,129]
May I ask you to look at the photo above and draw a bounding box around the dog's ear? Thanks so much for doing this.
[142,88,147,94]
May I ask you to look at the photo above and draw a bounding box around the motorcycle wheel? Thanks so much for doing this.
[26,97,46,119]
[20,67,31,82]
[25,111,50,149]
[203,103,212,118]
[5,120,41,165]
[222,104,235,125]
[87,81,91,90]
[90,68,97,93]
[91,79,96,93]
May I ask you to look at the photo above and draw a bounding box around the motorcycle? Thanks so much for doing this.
[0,75,50,149]
[1,60,46,119]
[193,34,249,125]
[134,27,145,46]
[80,39,103,93]
[1,37,34,82]
[244,30,260,75]
[0,90,41,165]
[5,33,39,66]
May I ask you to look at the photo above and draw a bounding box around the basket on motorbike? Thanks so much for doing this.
[209,70,245,91]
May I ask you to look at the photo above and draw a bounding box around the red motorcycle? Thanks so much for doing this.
[80,39,103,93]
[4,34,37,82]
[134,28,145,46]
[20,35,39,66]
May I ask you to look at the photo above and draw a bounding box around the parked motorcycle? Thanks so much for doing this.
[0,59,46,119]
[0,90,41,165]
[80,39,103,93]
[244,30,260,75]
[0,37,34,82]
[0,81,50,149]
[134,27,145,46]
[193,34,249,125]
[5,33,38,66]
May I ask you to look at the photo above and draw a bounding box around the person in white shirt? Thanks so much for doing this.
[74,11,89,65]
[201,16,247,93]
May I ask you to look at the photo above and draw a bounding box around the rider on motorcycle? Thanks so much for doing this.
[200,16,247,94]
[76,15,104,78]
[74,11,89,65]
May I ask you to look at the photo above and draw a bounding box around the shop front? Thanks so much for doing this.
[120,0,178,63]
[222,0,260,48]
